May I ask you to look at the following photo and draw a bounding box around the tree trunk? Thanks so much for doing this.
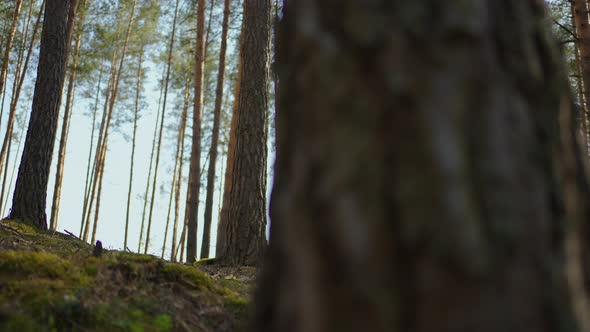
[170,79,190,262]
[124,45,144,250]
[143,0,180,255]
[0,0,36,215]
[216,0,271,266]
[201,0,231,259]
[88,0,137,244]
[184,0,207,263]
[49,5,85,231]
[0,0,23,100]
[138,68,164,253]
[253,1,589,331]
[9,0,70,229]
[79,62,103,238]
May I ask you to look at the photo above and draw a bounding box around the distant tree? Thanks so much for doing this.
[253,1,590,331]
[184,0,207,263]
[201,0,231,259]
[9,0,71,228]
[216,0,271,266]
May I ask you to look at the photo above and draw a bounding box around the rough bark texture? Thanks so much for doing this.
[185,0,206,263]
[253,1,587,332]
[216,0,271,266]
[201,0,231,259]
[9,0,70,229]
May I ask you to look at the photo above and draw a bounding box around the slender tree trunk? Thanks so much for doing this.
[49,9,85,231]
[0,0,43,204]
[9,0,70,228]
[143,0,181,255]
[184,0,207,264]
[2,112,27,216]
[124,45,144,250]
[0,0,34,215]
[80,63,103,237]
[83,50,119,242]
[252,1,590,331]
[170,80,190,262]
[200,0,231,259]
[88,0,137,244]
[0,0,23,100]
[138,69,164,253]
[216,0,271,266]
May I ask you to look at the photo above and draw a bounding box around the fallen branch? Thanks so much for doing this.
[64,229,81,240]
[0,222,25,240]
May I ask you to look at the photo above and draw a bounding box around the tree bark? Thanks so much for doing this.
[201,0,231,259]
[184,0,207,263]
[253,1,588,331]
[216,0,271,266]
[9,0,70,229]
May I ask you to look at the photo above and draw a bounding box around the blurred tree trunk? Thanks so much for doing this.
[574,0,590,113]
[216,0,271,266]
[253,1,590,331]
[9,0,69,229]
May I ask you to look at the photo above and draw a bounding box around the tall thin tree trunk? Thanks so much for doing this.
[200,0,231,259]
[87,0,138,244]
[49,7,85,231]
[0,0,34,215]
[0,0,23,100]
[9,0,70,228]
[124,45,144,250]
[80,62,103,237]
[0,0,44,204]
[169,80,190,262]
[138,69,164,253]
[184,0,207,263]
[143,0,181,255]
[216,0,271,266]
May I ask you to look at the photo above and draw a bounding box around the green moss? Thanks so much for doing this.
[0,251,77,279]
[0,220,251,331]
[161,263,214,291]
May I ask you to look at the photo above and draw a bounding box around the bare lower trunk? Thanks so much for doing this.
[144,0,180,255]
[124,45,144,250]
[216,0,271,266]
[170,80,190,262]
[201,0,231,260]
[184,0,207,263]
[10,0,69,228]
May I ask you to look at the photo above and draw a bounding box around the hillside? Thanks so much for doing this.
[0,220,254,332]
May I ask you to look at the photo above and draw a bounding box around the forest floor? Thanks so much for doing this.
[0,219,256,332]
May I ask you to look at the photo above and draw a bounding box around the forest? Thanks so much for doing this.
[0,0,590,331]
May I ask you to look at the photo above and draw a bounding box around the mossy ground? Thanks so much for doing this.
[0,220,254,332]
